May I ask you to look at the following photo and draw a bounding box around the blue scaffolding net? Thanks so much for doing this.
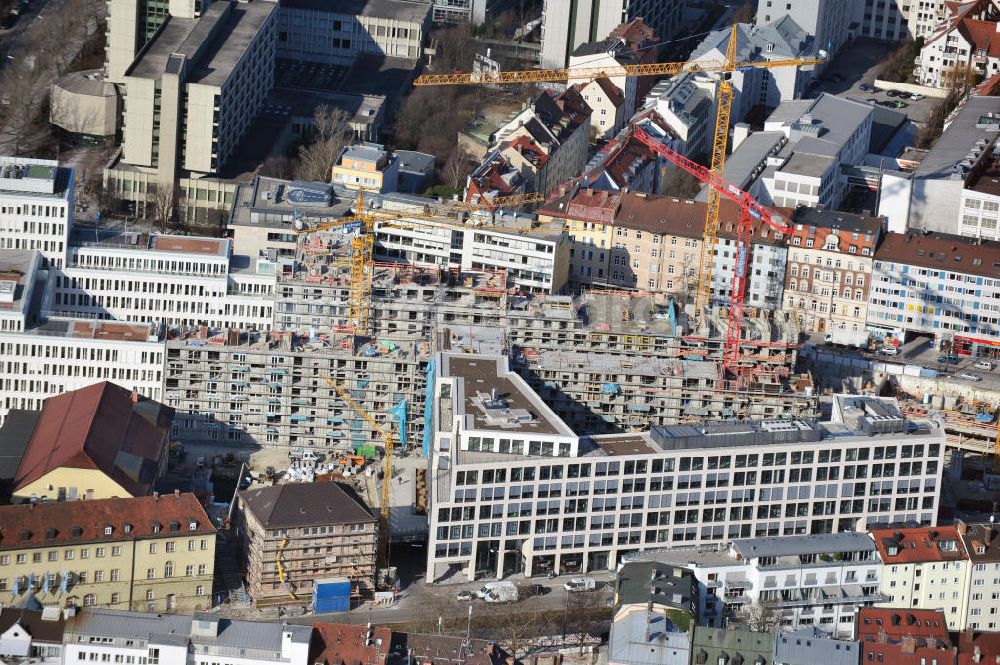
[390,399,407,451]
[422,358,436,458]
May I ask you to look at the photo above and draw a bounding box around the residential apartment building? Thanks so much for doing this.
[112,0,278,192]
[959,152,1000,242]
[782,208,882,334]
[957,521,1000,631]
[0,493,215,612]
[909,0,953,39]
[867,231,1000,356]
[0,157,73,270]
[638,532,886,637]
[235,481,377,604]
[580,110,681,194]
[538,188,619,288]
[642,73,717,161]
[756,0,856,57]
[63,609,312,665]
[711,204,791,311]
[567,20,658,115]
[539,0,684,69]
[465,150,527,207]
[916,0,1000,88]
[576,78,626,142]
[426,355,945,582]
[331,143,399,193]
[873,526,971,630]
[689,17,816,123]
[48,234,275,329]
[759,94,874,212]
[491,89,592,197]
[278,0,429,65]
[10,382,171,503]
[856,608,954,665]
[609,605,691,665]
[0,607,66,663]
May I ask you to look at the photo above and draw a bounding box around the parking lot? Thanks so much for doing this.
[809,38,938,125]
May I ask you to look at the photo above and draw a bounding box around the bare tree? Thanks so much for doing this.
[1,61,46,155]
[442,147,473,191]
[661,166,702,200]
[733,601,784,632]
[259,154,296,180]
[941,63,980,93]
[565,591,607,653]
[149,182,178,232]
[483,605,544,664]
[295,106,353,182]
[729,2,754,25]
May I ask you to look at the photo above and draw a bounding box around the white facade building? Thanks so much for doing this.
[759,94,874,211]
[916,2,1000,88]
[855,0,912,41]
[867,231,1000,354]
[642,73,717,161]
[63,609,312,665]
[426,356,945,582]
[636,533,886,638]
[48,235,274,329]
[0,157,73,270]
[756,0,856,57]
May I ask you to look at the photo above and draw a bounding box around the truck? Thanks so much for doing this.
[824,330,870,348]
[483,582,518,603]
[563,576,597,593]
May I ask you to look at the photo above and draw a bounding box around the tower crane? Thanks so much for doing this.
[325,375,396,574]
[413,27,824,314]
[628,125,791,374]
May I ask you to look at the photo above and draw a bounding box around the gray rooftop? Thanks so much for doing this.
[733,532,877,559]
[691,16,814,63]
[396,150,435,175]
[281,0,430,23]
[127,0,277,87]
[64,609,312,652]
[608,610,690,665]
[915,96,1000,181]
[239,480,374,529]
[773,628,860,665]
[766,93,873,161]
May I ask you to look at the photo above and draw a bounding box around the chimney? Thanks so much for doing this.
[901,636,917,654]
[131,388,139,404]
[174,489,181,497]
[957,520,968,535]
[975,645,983,663]
[153,492,160,502]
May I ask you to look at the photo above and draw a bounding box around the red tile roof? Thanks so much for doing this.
[959,18,1000,57]
[13,382,172,498]
[311,622,393,665]
[505,136,550,168]
[957,630,1000,665]
[870,526,969,564]
[857,608,951,643]
[615,194,792,246]
[0,492,213,550]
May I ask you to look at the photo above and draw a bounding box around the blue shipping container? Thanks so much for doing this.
[314,577,351,614]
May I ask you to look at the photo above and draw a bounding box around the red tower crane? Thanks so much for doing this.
[629,126,792,374]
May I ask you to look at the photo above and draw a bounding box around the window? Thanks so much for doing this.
[83,594,96,606]
[164,561,174,578]
[111,592,120,605]
[148,543,157,554]
[111,546,121,557]
[96,547,105,558]
[165,542,175,553]
[145,589,154,601]
[110,569,120,582]
[147,568,156,580]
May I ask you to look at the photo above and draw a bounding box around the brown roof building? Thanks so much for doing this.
[0,607,67,661]
[958,521,1000,630]
[311,622,393,665]
[235,481,378,605]
[0,492,215,612]
[11,382,173,503]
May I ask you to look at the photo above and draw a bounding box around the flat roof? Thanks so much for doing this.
[25,319,158,343]
[127,0,277,87]
[148,235,229,256]
[733,532,877,558]
[443,354,572,436]
[266,87,385,126]
[0,249,38,312]
[281,0,430,23]
[915,97,1000,180]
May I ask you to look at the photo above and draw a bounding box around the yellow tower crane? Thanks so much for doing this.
[325,376,396,572]
[413,28,825,313]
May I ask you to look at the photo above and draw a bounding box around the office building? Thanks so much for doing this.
[873,526,970,630]
[111,0,278,194]
[782,208,883,335]
[62,609,312,665]
[277,0,429,65]
[0,157,74,270]
[539,0,684,69]
[426,356,945,582]
[854,0,912,41]
[867,231,1000,353]
[638,533,886,637]
[758,94,874,212]
[756,0,856,57]
[235,481,377,604]
[9,382,172,504]
[0,493,215,612]
[104,0,206,84]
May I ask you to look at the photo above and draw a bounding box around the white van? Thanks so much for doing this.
[476,581,505,599]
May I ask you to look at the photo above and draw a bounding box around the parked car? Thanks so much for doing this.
[860,83,872,92]
[938,354,959,364]
[885,89,899,97]
[974,360,994,370]
[893,101,910,109]
[456,590,474,601]
[866,98,879,104]
[910,93,925,101]
[564,577,597,593]
[877,347,899,356]
[958,373,983,382]
[525,584,550,597]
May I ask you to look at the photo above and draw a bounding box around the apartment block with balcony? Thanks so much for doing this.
[916,0,1000,88]
[636,532,886,637]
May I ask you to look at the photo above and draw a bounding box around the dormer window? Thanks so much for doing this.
[104,525,113,535]
[45,528,57,540]
[188,521,198,531]
[151,522,161,533]
[977,546,985,554]
[123,523,133,534]
[19,529,31,541]
[169,521,180,532]
[71,527,83,537]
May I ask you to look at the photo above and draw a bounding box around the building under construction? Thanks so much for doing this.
[165,261,815,452]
